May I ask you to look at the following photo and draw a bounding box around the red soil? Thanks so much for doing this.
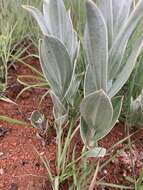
[0,45,143,190]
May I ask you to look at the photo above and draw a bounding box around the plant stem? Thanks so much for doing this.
[89,159,100,190]
[57,127,62,175]
[60,118,75,174]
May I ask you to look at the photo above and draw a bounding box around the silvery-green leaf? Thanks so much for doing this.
[80,96,122,148]
[84,65,113,97]
[66,10,80,62]
[84,64,97,96]
[85,147,106,158]
[43,0,79,62]
[107,80,113,91]
[97,0,113,48]
[30,110,49,135]
[40,36,73,99]
[111,96,123,126]
[128,90,143,126]
[130,95,142,112]
[84,0,108,91]
[128,94,143,126]
[97,96,123,140]
[22,5,49,35]
[50,91,68,127]
[133,60,143,97]
[80,90,113,148]
[112,0,133,37]
[31,110,45,128]
[108,37,143,98]
[43,0,67,40]
[65,64,82,106]
[109,0,143,80]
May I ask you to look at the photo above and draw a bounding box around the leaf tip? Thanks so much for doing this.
[21,4,30,10]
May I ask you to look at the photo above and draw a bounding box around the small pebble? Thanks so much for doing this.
[123,171,127,177]
[21,160,28,166]
[0,152,4,157]
[0,168,4,175]
[40,152,45,156]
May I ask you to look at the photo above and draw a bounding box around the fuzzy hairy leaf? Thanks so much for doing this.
[50,91,68,127]
[127,92,143,126]
[43,0,79,61]
[130,92,143,112]
[80,90,113,148]
[31,110,45,128]
[84,64,97,96]
[112,0,132,37]
[84,0,108,91]
[97,0,113,49]
[30,110,49,133]
[108,37,143,98]
[85,147,106,158]
[23,0,79,62]
[40,36,73,99]
[22,5,49,35]
[66,10,80,62]
[65,64,82,106]
[111,96,123,126]
[109,0,143,79]
[96,96,123,140]
[43,0,67,37]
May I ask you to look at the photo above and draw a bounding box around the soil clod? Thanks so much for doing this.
[21,160,28,166]
[0,126,8,137]
[9,183,18,190]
